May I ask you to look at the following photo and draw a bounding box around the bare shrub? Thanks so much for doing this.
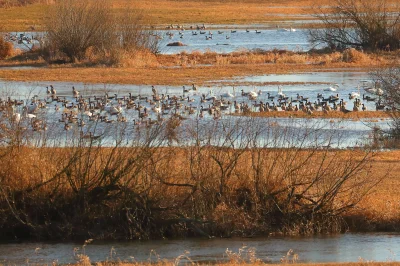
[371,67,400,146]
[46,0,115,62]
[309,0,400,51]
[45,0,159,64]
[0,36,13,59]
[0,105,385,240]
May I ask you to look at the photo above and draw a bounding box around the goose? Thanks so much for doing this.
[133,119,141,126]
[104,105,121,115]
[220,92,234,98]
[255,30,261,34]
[362,104,367,111]
[24,103,38,114]
[72,86,79,97]
[277,86,285,98]
[117,115,127,122]
[64,123,71,130]
[78,119,85,127]
[366,88,384,96]
[248,91,258,100]
[349,92,360,99]
[267,93,275,100]
[12,113,21,123]
[353,102,360,111]
[324,84,339,92]
[153,104,162,114]
[50,85,56,95]
[363,94,376,101]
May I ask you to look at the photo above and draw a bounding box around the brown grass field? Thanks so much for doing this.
[0,49,396,86]
[1,0,400,32]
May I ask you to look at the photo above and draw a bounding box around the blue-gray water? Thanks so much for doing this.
[7,28,313,54]
[1,233,400,265]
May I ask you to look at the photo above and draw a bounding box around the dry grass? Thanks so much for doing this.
[2,0,400,31]
[347,150,400,231]
[0,49,394,85]
[0,38,13,59]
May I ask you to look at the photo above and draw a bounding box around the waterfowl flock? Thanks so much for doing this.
[0,81,392,140]
[164,24,296,44]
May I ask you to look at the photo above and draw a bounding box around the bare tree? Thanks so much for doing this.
[309,0,400,51]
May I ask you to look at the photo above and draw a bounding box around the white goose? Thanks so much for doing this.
[324,84,339,92]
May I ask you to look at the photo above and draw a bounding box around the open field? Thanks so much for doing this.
[1,0,400,32]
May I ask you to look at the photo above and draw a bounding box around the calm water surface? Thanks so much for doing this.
[1,233,400,265]
[8,28,312,54]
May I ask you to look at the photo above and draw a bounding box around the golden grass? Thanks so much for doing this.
[0,49,395,85]
[236,111,393,119]
[2,0,400,32]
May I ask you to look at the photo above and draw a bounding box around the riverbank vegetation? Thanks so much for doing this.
[0,115,397,241]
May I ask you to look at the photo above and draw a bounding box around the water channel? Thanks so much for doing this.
[1,233,400,265]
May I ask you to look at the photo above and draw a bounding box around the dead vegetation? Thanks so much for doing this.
[0,49,395,85]
[0,36,13,59]
[0,115,393,241]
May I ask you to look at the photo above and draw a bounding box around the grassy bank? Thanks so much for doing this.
[0,49,395,85]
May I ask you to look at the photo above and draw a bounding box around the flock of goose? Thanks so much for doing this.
[164,24,296,41]
[0,82,389,140]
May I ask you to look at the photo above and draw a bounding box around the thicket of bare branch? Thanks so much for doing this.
[45,0,159,64]
[371,68,400,145]
[0,110,383,240]
[309,0,400,51]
